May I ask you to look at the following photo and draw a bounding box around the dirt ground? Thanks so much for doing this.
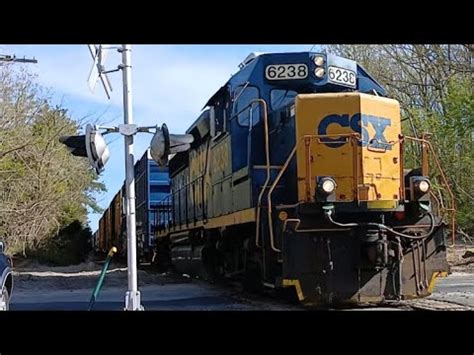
[10,257,302,310]
[446,243,474,272]
[11,258,187,293]
[8,242,474,310]
[11,242,474,293]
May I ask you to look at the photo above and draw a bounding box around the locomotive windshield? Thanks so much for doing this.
[270,89,297,111]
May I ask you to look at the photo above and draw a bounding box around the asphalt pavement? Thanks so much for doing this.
[9,264,474,311]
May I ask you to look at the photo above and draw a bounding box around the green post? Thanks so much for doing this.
[88,247,117,311]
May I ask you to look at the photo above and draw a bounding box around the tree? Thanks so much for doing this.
[324,45,473,237]
[0,64,106,256]
[33,220,93,266]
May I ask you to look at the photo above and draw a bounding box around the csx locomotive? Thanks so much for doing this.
[152,51,451,305]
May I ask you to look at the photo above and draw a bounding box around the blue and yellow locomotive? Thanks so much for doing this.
[154,51,451,305]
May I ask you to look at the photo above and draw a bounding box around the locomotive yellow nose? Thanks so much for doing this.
[294,92,401,207]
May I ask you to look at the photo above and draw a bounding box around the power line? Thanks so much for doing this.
[0,54,38,64]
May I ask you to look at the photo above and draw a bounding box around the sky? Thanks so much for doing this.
[1,44,316,232]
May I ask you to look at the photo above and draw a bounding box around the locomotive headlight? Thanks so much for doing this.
[319,177,336,194]
[314,67,325,78]
[313,55,325,66]
[409,176,431,201]
[417,179,430,193]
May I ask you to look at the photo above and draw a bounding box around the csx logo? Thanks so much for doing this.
[318,113,392,150]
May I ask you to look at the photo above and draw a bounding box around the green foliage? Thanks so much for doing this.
[324,45,473,236]
[0,64,106,257]
[404,77,473,233]
[30,220,93,266]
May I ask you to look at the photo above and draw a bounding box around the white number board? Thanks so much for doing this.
[265,64,308,80]
[328,66,356,88]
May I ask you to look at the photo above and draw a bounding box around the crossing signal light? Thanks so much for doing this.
[150,123,194,166]
[59,135,88,157]
[59,124,110,174]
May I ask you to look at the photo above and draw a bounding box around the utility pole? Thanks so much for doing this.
[63,44,195,310]
[120,45,141,311]
[0,54,38,64]
[85,44,143,310]
[78,45,190,311]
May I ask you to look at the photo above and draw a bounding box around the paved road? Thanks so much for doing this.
[11,283,299,311]
[9,267,474,311]
[429,272,474,307]
[9,267,300,311]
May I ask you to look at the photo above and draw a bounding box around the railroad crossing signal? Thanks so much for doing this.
[63,45,195,311]
[59,45,144,310]
[59,124,110,174]
[150,123,194,166]
[87,45,113,99]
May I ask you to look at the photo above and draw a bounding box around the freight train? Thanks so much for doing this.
[150,51,453,306]
[94,149,170,262]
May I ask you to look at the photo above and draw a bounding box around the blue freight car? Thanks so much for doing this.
[96,149,170,263]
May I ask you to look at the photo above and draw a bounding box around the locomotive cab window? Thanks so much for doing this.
[233,85,260,127]
[271,89,297,111]
[214,99,226,134]
[209,85,232,136]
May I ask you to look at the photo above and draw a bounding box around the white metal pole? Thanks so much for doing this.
[121,44,141,311]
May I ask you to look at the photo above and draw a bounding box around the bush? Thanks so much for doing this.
[31,220,93,266]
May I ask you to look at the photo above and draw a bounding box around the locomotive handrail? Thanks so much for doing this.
[228,95,261,123]
[243,99,271,250]
[156,190,174,231]
[402,135,456,244]
[265,132,455,251]
[156,174,208,232]
[264,132,361,253]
